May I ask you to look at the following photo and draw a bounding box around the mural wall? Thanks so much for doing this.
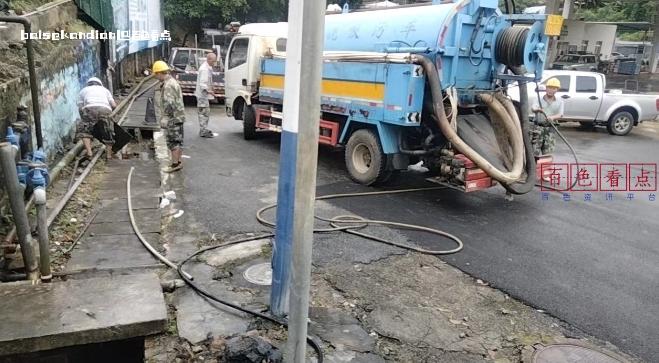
[22,39,101,157]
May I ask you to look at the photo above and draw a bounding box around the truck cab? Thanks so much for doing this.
[224,23,288,119]
[168,47,225,99]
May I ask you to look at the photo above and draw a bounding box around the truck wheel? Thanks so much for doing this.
[345,129,389,186]
[606,110,634,136]
[243,105,257,140]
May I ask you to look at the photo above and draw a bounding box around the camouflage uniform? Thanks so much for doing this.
[77,106,115,145]
[195,61,213,136]
[531,95,563,156]
[157,76,186,150]
[530,124,556,156]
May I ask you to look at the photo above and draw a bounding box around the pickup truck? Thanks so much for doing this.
[509,70,659,136]
[552,54,598,72]
[168,47,225,100]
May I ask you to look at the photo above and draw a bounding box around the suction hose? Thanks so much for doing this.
[498,69,536,194]
[411,55,525,185]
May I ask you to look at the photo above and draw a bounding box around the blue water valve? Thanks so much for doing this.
[32,148,46,163]
[16,162,30,185]
[27,165,49,189]
[5,127,19,148]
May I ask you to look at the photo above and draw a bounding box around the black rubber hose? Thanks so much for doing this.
[502,68,536,195]
[176,235,324,363]
[495,27,528,68]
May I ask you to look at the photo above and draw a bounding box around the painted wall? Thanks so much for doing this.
[110,0,165,62]
[11,39,102,158]
[37,39,101,156]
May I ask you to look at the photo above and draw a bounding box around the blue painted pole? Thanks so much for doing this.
[270,0,326,360]
[270,131,297,316]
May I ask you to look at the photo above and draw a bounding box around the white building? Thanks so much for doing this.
[557,20,618,59]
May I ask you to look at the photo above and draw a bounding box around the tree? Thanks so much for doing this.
[577,0,655,22]
[577,0,655,41]
[236,0,289,23]
[163,0,247,45]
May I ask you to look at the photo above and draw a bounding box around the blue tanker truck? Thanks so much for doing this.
[223,0,558,194]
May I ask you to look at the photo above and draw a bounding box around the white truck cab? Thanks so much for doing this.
[224,23,288,119]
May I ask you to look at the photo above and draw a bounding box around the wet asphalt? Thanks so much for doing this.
[177,104,659,362]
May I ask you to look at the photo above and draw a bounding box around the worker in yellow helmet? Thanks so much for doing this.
[152,60,186,172]
[531,77,564,156]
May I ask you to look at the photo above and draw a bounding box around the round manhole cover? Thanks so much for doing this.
[532,344,627,363]
[243,263,272,286]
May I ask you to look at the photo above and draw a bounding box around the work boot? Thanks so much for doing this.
[200,130,215,138]
[163,162,182,173]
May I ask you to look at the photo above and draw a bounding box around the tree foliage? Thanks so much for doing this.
[577,0,655,23]
[163,0,247,22]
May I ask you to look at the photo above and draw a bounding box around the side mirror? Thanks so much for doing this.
[242,79,247,86]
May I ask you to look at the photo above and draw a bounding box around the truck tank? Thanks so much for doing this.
[324,0,548,92]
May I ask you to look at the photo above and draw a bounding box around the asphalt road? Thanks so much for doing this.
[177,105,659,362]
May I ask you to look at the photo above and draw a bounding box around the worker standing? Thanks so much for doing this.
[153,60,186,172]
[77,77,117,160]
[531,77,564,156]
[195,52,217,138]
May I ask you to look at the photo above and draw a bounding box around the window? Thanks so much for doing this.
[543,75,570,92]
[580,40,589,52]
[228,38,249,69]
[276,38,287,52]
[594,41,602,56]
[172,50,191,70]
[576,76,597,93]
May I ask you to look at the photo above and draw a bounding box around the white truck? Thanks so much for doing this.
[509,70,659,136]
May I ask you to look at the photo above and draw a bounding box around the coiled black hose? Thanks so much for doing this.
[495,27,529,68]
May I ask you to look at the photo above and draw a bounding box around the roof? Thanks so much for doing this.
[237,23,288,37]
[586,22,653,31]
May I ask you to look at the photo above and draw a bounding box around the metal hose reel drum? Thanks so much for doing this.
[495,21,547,73]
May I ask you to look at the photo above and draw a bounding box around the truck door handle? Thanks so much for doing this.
[589,96,599,100]
[561,95,571,99]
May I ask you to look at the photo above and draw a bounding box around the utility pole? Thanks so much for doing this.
[651,0,659,73]
[269,0,325,361]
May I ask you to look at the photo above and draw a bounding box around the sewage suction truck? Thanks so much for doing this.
[224,0,559,193]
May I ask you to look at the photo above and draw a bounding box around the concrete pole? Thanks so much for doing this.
[651,1,659,73]
[0,142,38,280]
[270,0,325,361]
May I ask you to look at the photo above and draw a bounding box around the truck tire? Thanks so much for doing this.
[606,110,634,136]
[243,105,257,140]
[345,129,389,186]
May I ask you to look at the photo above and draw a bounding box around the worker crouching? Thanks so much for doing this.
[153,60,186,173]
[77,77,117,160]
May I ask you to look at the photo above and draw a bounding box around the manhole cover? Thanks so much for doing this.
[532,344,627,363]
[243,263,272,286]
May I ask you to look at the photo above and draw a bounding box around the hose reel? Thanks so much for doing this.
[495,22,546,73]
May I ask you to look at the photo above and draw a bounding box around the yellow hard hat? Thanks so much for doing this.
[546,78,561,89]
[152,60,170,74]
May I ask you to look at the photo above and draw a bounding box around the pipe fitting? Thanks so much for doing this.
[34,187,47,205]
